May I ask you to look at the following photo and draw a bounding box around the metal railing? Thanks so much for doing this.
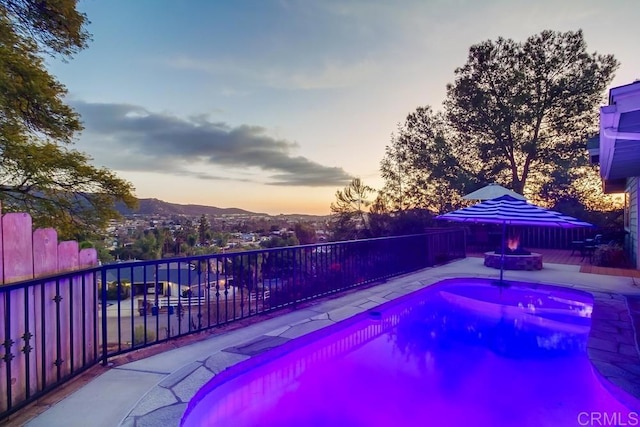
[0,266,102,420]
[0,230,465,419]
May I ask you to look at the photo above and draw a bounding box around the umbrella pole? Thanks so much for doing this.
[499,221,506,283]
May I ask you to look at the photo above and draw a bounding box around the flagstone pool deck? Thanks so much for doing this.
[18,257,640,427]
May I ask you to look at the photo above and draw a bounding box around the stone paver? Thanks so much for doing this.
[21,257,640,427]
[278,318,335,339]
[203,351,249,374]
[586,291,640,412]
[222,335,290,356]
[128,387,178,417]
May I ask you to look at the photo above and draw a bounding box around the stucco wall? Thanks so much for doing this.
[626,176,639,268]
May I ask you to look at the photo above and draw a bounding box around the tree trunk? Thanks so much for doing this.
[512,178,524,194]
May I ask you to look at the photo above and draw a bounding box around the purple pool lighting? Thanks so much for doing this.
[181,278,640,427]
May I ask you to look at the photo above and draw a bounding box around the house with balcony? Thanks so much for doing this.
[596,81,640,268]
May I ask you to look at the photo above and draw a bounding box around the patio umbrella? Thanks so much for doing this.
[436,195,593,283]
[462,183,526,201]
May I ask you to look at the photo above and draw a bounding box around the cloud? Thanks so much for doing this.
[73,101,352,187]
[167,56,376,91]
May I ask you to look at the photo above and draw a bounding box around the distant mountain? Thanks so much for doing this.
[115,198,266,217]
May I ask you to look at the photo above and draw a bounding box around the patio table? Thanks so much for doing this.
[571,240,584,255]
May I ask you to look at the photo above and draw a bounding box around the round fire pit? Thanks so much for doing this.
[484,251,543,271]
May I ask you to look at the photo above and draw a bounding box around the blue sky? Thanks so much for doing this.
[48,0,640,215]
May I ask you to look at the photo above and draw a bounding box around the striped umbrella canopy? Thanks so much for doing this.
[547,211,594,228]
[436,195,593,228]
[436,195,593,283]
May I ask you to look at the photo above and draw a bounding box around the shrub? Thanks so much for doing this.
[593,244,629,268]
[102,281,131,300]
[133,325,155,346]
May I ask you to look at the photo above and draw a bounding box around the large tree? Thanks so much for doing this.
[0,0,136,238]
[380,107,473,213]
[197,214,210,245]
[330,178,375,240]
[381,30,618,213]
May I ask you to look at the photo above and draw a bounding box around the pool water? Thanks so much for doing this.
[181,279,639,427]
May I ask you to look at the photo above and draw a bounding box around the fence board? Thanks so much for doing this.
[57,242,79,378]
[0,203,3,283]
[2,213,34,283]
[78,249,97,369]
[1,213,33,411]
[33,229,59,390]
[33,229,59,277]
[0,206,3,413]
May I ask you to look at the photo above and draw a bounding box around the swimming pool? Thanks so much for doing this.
[181,278,640,426]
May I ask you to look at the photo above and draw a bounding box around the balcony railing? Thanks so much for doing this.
[0,230,465,420]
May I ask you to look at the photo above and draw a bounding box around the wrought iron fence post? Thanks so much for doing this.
[100,268,108,366]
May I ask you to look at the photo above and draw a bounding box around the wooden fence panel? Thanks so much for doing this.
[0,205,99,417]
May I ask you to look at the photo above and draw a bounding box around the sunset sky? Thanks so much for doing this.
[48,0,640,215]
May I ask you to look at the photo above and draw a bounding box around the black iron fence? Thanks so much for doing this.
[0,230,465,420]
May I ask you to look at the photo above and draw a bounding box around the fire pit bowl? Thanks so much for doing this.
[494,248,532,256]
[484,251,543,271]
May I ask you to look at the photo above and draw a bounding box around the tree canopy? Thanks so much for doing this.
[380,107,470,214]
[330,178,375,240]
[293,222,317,245]
[381,30,619,214]
[1,0,136,238]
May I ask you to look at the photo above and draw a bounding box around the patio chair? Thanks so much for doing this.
[581,235,603,263]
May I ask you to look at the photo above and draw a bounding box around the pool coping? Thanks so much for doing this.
[116,265,640,426]
[586,292,640,411]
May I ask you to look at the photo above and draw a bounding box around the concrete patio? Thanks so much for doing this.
[14,257,640,427]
